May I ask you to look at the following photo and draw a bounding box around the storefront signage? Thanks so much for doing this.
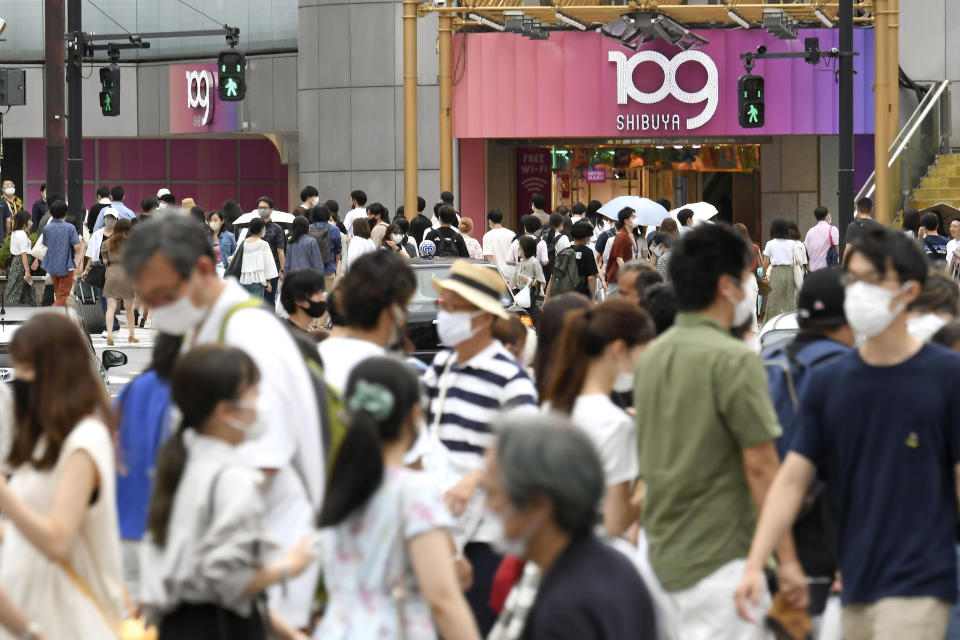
[586,167,606,183]
[516,147,552,215]
[452,29,874,139]
[609,50,718,131]
[168,63,239,135]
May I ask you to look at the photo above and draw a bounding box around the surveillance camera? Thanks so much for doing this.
[756,45,767,55]
[831,47,839,54]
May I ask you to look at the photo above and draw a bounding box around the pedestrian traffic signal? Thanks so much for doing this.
[738,74,764,128]
[99,63,120,117]
[217,50,246,102]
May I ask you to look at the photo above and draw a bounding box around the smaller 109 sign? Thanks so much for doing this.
[738,74,764,128]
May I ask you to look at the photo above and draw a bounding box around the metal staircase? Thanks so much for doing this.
[910,154,960,210]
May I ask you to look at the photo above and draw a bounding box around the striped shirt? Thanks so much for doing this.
[422,341,538,473]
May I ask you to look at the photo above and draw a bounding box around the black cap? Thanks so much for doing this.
[796,267,847,329]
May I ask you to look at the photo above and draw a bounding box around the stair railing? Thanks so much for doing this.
[856,79,952,221]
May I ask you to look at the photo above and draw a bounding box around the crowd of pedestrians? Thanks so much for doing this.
[4,182,960,640]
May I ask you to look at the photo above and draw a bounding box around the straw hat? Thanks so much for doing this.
[432,261,509,319]
[181,197,196,209]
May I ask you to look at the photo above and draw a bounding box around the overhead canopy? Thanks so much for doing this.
[435,1,876,32]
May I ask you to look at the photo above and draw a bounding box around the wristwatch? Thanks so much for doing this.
[20,622,40,640]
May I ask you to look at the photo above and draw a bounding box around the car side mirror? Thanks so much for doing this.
[102,349,128,370]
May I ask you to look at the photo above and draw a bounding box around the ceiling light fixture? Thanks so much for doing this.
[556,12,587,30]
[813,8,834,27]
[727,10,750,29]
[762,9,798,39]
[467,13,505,32]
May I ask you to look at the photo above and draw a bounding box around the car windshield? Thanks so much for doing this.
[409,263,516,311]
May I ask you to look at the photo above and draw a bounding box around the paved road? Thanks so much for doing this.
[91,328,157,396]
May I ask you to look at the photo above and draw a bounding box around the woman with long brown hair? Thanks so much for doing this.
[0,313,124,639]
[102,217,138,345]
[542,299,655,536]
[5,211,35,306]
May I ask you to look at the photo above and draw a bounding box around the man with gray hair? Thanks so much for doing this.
[616,260,663,307]
[483,413,656,639]
[123,216,324,631]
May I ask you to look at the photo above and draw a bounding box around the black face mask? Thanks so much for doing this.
[303,300,327,318]
[11,379,31,413]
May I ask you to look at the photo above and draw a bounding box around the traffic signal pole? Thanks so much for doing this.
[838,0,854,244]
[44,0,66,198]
[66,0,83,225]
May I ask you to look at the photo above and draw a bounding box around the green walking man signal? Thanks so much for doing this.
[217,50,246,102]
[737,74,764,128]
[98,63,121,117]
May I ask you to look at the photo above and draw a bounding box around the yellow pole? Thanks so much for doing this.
[403,0,419,218]
[438,14,453,193]
[873,0,890,225]
[888,0,899,155]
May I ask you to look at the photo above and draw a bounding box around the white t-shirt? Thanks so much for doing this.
[947,239,960,264]
[189,280,323,627]
[763,238,797,266]
[570,394,639,487]
[483,227,516,271]
[317,337,386,394]
[343,207,368,239]
[555,234,571,254]
[9,230,31,256]
[346,236,376,270]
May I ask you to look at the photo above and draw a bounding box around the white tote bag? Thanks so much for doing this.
[514,285,532,309]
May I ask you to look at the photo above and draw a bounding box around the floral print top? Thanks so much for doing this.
[314,466,454,639]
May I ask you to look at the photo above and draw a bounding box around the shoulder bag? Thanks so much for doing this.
[59,560,157,640]
[754,247,772,296]
[29,235,47,261]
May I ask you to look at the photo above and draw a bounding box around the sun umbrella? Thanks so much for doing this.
[233,210,296,225]
[597,196,670,226]
[669,202,719,225]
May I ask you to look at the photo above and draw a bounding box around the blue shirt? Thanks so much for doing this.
[212,231,237,268]
[39,219,80,276]
[791,343,960,605]
[284,235,325,273]
[314,222,342,274]
[116,371,173,540]
[92,201,137,232]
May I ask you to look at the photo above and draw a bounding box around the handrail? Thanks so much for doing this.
[856,79,951,201]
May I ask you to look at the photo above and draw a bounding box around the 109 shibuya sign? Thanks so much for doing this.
[451,30,875,139]
[168,63,239,135]
[608,50,718,131]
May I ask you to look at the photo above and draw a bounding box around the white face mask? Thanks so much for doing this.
[149,281,209,335]
[907,313,948,342]
[436,310,483,347]
[651,244,664,258]
[209,220,222,232]
[311,196,320,207]
[226,399,268,441]
[844,281,910,338]
[730,279,756,327]
[392,234,404,244]
[487,508,530,558]
[3,187,14,196]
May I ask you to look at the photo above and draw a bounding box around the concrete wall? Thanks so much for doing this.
[899,0,960,146]
[760,135,835,243]
[297,0,448,213]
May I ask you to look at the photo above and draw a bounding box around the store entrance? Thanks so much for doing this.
[542,143,762,238]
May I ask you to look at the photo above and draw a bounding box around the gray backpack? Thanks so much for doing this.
[308,223,332,266]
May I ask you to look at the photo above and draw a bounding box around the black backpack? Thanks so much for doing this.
[434,229,460,258]
[308,223,332,266]
[924,237,949,264]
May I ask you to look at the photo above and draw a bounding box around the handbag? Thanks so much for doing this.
[224,241,244,279]
[513,285,532,309]
[792,243,806,291]
[59,559,157,640]
[756,273,773,296]
[85,262,107,289]
[29,235,47,261]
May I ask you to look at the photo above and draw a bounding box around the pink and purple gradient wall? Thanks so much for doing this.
[24,137,288,212]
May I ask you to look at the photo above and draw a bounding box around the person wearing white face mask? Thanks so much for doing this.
[409,260,538,636]
[123,216,325,632]
[635,223,806,640]
[737,225,960,640]
[541,300,654,538]
[318,250,416,394]
[0,178,22,240]
[905,269,959,342]
[603,208,638,292]
[294,186,320,218]
[483,416,657,639]
[140,345,316,639]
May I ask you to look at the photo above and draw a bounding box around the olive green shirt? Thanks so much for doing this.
[635,312,781,592]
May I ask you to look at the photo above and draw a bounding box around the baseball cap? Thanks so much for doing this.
[156,188,171,198]
[796,268,846,329]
